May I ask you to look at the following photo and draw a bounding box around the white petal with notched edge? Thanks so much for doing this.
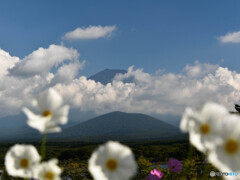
[208,115,240,176]
[5,144,41,178]
[22,88,69,134]
[36,159,62,180]
[88,141,137,180]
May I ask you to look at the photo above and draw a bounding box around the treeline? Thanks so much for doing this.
[0,140,200,166]
[0,141,218,179]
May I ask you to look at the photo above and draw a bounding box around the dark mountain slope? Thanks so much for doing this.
[53,111,186,142]
[88,69,127,85]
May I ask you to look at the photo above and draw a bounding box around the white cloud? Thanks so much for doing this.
[8,45,79,78]
[0,45,240,119]
[50,60,85,85]
[0,49,19,78]
[54,64,240,116]
[183,60,219,78]
[0,45,84,117]
[218,31,240,43]
[63,25,116,40]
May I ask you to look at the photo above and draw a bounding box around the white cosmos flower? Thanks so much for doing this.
[5,144,41,178]
[22,88,69,133]
[36,159,62,180]
[181,102,228,153]
[88,141,137,180]
[180,107,195,133]
[208,114,240,176]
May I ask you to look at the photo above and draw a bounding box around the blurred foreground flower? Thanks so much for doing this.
[180,107,195,133]
[208,114,240,174]
[5,144,41,178]
[146,169,163,180]
[168,158,182,173]
[180,102,228,153]
[23,88,69,133]
[181,102,240,177]
[36,159,62,180]
[88,141,137,180]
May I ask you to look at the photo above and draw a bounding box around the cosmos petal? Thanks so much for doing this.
[22,88,69,134]
[51,105,69,124]
[5,145,40,178]
[88,141,137,180]
[36,88,63,111]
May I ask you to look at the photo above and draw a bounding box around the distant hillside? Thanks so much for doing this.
[0,113,33,137]
[49,111,186,142]
[0,111,186,142]
[88,69,127,85]
[0,112,78,142]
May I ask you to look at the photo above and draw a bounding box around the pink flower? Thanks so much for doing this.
[168,158,182,173]
[145,169,163,180]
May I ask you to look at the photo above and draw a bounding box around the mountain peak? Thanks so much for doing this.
[88,69,127,85]
[101,111,151,117]
[56,111,186,142]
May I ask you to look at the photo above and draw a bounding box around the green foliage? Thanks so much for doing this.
[182,159,197,179]
[0,141,221,179]
[60,160,92,179]
[134,155,152,179]
[131,142,189,162]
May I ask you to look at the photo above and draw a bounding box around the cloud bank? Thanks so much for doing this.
[218,31,240,43]
[63,25,116,40]
[55,63,240,116]
[1,46,240,119]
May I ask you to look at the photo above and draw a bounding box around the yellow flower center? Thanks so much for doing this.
[106,159,118,171]
[225,139,239,155]
[20,158,29,168]
[45,171,55,180]
[42,110,52,117]
[200,124,210,134]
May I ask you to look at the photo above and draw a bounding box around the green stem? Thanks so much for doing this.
[41,134,47,161]
[188,145,198,179]
[188,144,194,159]
[194,148,198,179]
[1,170,4,180]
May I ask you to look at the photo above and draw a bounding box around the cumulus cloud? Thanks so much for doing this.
[0,45,84,117]
[50,60,85,85]
[0,46,240,119]
[54,64,240,116]
[183,60,219,78]
[0,49,19,78]
[218,31,240,43]
[8,45,79,78]
[63,25,116,40]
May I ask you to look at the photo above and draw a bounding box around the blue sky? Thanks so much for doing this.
[1,0,240,76]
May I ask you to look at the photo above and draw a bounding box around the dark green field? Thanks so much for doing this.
[0,140,222,180]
